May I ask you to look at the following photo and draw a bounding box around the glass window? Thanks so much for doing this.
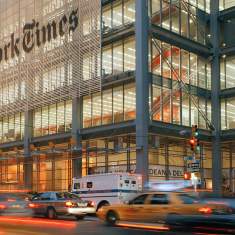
[162,87,171,123]
[41,106,49,136]
[57,102,65,133]
[124,0,135,24]
[161,1,170,30]
[102,89,113,125]
[92,93,102,126]
[151,0,161,17]
[191,95,199,126]
[103,5,112,30]
[83,96,92,128]
[124,83,136,120]
[34,108,42,137]
[65,100,72,131]
[124,37,135,71]
[181,50,190,84]
[182,92,190,126]
[152,84,162,121]
[190,53,198,86]
[113,86,124,123]
[162,43,171,79]
[49,104,57,134]
[198,58,206,88]
[225,56,235,88]
[171,1,180,34]
[150,194,169,205]
[102,46,112,76]
[226,98,235,129]
[113,42,123,74]
[151,39,161,75]
[130,194,148,205]
[113,1,123,27]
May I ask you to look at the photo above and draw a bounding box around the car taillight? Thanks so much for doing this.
[198,207,212,214]
[0,204,6,209]
[87,201,95,207]
[28,203,38,208]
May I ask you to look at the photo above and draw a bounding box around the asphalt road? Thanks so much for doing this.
[0,216,229,235]
[0,216,195,235]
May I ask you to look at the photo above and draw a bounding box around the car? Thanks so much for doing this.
[97,191,232,226]
[30,191,96,220]
[0,193,33,217]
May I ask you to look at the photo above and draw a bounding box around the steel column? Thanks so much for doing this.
[210,0,222,196]
[71,98,82,178]
[23,110,33,190]
[135,0,149,186]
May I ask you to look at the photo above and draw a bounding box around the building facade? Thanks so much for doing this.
[0,0,234,195]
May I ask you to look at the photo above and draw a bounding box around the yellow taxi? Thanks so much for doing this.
[97,192,232,226]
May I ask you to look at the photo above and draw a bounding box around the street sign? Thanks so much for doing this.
[187,160,200,172]
[184,156,193,161]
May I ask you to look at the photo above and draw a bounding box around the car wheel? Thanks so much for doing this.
[47,207,57,219]
[75,215,85,220]
[106,211,118,226]
[97,201,110,212]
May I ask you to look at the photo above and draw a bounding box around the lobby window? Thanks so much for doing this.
[82,83,136,128]
[102,0,135,32]
[102,37,136,76]
[33,100,72,137]
[0,113,24,143]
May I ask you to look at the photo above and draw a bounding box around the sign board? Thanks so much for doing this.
[187,160,200,172]
[184,156,193,161]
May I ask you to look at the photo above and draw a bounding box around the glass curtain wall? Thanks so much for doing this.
[102,0,135,32]
[0,113,24,143]
[102,36,136,76]
[151,39,211,90]
[33,100,72,137]
[83,83,136,128]
[151,0,209,45]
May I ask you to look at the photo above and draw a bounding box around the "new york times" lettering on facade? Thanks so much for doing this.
[0,8,78,62]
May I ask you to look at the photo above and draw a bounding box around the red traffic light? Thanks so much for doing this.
[189,138,195,145]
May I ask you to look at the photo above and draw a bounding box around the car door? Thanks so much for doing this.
[121,194,149,222]
[143,193,171,223]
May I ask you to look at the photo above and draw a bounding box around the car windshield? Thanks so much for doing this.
[56,192,81,200]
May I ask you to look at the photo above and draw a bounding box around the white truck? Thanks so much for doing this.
[72,173,142,211]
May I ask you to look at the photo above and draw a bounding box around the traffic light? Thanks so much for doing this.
[184,172,191,180]
[190,125,200,152]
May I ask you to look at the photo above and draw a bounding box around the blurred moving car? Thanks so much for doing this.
[97,191,232,226]
[30,191,95,220]
[0,193,33,217]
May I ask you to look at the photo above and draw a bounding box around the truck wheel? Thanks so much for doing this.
[75,215,85,220]
[106,211,118,226]
[47,207,57,219]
